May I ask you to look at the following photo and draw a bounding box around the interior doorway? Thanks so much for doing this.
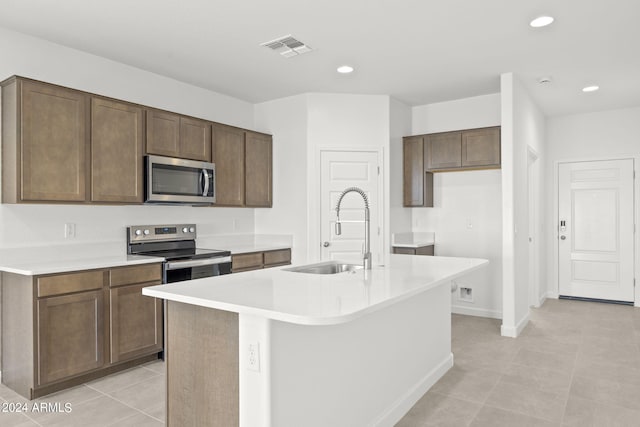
[319,149,381,265]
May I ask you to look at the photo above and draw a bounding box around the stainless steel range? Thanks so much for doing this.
[127,224,231,283]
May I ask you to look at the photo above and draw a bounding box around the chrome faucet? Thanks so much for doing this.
[335,187,371,270]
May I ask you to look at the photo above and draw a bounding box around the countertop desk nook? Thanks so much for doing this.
[143,254,488,427]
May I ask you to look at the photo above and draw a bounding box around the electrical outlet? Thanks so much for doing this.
[247,342,260,372]
[459,287,473,302]
[64,223,76,239]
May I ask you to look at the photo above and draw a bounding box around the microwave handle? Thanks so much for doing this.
[201,169,209,197]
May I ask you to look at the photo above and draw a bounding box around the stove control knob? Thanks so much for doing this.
[143,229,150,236]
[189,227,195,233]
[135,229,142,236]
[182,227,189,233]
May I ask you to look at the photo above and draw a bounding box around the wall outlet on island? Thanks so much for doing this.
[247,342,260,372]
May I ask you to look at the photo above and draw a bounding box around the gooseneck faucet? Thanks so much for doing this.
[335,187,371,270]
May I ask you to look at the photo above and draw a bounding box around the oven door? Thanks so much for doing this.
[163,256,232,283]
[146,155,215,204]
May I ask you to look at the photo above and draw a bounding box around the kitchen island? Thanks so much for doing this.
[143,254,488,427]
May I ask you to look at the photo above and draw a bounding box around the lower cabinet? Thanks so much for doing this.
[37,289,105,385]
[1,263,163,399]
[392,246,434,256]
[231,248,291,273]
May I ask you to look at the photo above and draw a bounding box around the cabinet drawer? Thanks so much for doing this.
[264,249,291,266]
[37,271,105,298]
[110,264,162,287]
[393,247,416,255]
[232,252,263,271]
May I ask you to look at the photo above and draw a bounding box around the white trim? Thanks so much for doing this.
[537,292,547,308]
[370,353,453,427]
[501,311,530,338]
[546,290,559,299]
[452,305,502,319]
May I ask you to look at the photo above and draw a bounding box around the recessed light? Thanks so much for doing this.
[337,65,354,74]
[582,85,600,92]
[530,16,554,28]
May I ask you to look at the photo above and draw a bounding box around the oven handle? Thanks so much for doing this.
[165,256,231,270]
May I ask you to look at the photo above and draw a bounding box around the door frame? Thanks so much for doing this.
[527,146,541,308]
[552,155,638,306]
[310,147,385,265]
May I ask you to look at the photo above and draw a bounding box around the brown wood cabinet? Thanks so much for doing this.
[245,131,273,207]
[146,109,211,161]
[461,127,501,167]
[109,264,163,363]
[91,97,144,203]
[427,132,462,170]
[0,263,163,399]
[393,245,434,256]
[1,78,89,203]
[37,289,105,385]
[212,126,273,207]
[424,126,500,172]
[232,249,291,273]
[402,136,434,207]
[213,125,245,206]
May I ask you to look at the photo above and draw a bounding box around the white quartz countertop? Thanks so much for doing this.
[197,234,292,255]
[143,254,487,326]
[392,232,435,248]
[0,244,164,276]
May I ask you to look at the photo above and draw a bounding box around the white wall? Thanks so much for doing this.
[411,94,503,318]
[389,98,413,239]
[254,95,309,264]
[500,73,546,337]
[0,26,257,250]
[546,107,640,306]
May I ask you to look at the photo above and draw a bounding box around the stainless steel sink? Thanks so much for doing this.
[284,261,363,275]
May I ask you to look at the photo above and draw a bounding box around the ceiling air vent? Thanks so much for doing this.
[261,35,312,58]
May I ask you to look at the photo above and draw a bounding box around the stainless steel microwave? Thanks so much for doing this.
[145,155,215,204]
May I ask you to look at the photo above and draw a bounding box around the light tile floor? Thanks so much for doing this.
[397,298,640,426]
[1,298,639,426]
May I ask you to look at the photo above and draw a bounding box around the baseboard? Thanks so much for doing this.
[500,312,530,338]
[546,290,559,299]
[452,305,502,319]
[371,353,454,427]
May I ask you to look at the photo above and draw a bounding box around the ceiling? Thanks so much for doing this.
[1,0,639,116]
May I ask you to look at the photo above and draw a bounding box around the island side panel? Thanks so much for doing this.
[1,272,35,398]
[268,283,452,427]
[166,301,239,427]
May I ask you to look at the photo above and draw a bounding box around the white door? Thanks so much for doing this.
[320,150,380,265]
[558,159,635,302]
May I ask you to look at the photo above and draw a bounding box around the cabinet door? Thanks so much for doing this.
[245,131,272,207]
[213,125,245,206]
[91,98,144,203]
[110,282,163,363]
[461,127,501,168]
[179,117,211,161]
[427,132,462,170]
[37,290,105,385]
[20,80,88,201]
[403,136,424,206]
[146,109,180,157]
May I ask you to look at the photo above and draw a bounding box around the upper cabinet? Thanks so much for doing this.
[91,97,144,203]
[213,125,245,206]
[2,78,89,203]
[403,136,433,207]
[212,125,273,207]
[403,126,500,207]
[245,131,272,207]
[1,76,271,207]
[425,126,500,172]
[146,110,211,162]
